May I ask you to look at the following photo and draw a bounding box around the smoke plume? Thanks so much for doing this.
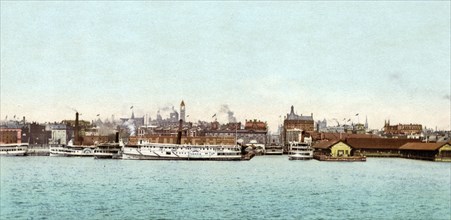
[220,105,236,123]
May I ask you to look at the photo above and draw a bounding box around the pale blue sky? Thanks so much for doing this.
[1,2,450,131]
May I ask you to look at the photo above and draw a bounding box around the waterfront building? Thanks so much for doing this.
[383,120,422,138]
[21,122,50,145]
[283,106,314,146]
[312,140,366,161]
[314,140,353,157]
[399,142,451,162]
[309,132,381,141]
[346,138,421,157]
[0,128,22,144]
[47,123,73,145]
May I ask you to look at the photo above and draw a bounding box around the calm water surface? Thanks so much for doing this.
[1,156,450,219]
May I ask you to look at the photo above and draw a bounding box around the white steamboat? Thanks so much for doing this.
[0,143,28,156]
[122,141,245,160]
[288,132,314,160]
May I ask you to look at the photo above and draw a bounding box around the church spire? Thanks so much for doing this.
[365,115,368,129]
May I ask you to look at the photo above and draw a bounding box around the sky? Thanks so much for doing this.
[1,1,450,132]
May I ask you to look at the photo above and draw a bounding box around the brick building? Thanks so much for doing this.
[0,128,22,144]
[383,120,422,136]
[283,105,314,146]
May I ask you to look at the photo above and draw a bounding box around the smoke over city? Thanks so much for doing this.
[123,118,136,136]
[219,105,236,123]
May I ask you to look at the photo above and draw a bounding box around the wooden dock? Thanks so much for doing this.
[314,155,366,162]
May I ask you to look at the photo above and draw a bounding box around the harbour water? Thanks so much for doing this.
[1,156,450,219]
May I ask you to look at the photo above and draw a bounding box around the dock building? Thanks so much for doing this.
[346,138,421,157]
[399,142,451,162]
[312,140,366,161]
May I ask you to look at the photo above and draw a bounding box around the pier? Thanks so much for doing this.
[313,154,366,162]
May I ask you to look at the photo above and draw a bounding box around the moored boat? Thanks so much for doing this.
[49,140,96,157]
[0,143,28,156]
[122,141,249,160]
[265,144,283,155]
[288,132,314,160]
[94,142,123,159]
[123,120,254,161]
[288,142,314,160]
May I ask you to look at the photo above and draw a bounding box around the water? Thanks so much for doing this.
[1,156,450,220]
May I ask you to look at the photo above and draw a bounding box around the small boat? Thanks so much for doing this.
[0,143,28,156]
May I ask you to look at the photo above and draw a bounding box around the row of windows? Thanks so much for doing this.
[0,148,26,152]
[218,153,240,156]
[140,146,239,151]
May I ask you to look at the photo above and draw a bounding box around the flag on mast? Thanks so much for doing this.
[130,106,134,109]
[355,113,359,116]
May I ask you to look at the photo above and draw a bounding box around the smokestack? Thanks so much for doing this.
[115,132,119,143]
[75,112,80,145]
[176,119,183,145]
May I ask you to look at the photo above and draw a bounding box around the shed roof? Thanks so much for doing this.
[313,140,341,149]
[347,138,420,150]
[309,132,382,141]
[399,142,450,151]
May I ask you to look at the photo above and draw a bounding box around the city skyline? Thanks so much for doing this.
[1,2,450,131]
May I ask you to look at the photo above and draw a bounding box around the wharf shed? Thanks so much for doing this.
[399,142,451,162]
[346,138,421,157]
[313,140,366,161]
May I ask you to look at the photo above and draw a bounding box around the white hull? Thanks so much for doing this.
[93,144,123,159]
[122,143,244,161]
[0,150,27,156]
[0,144,28,156]
[288,140,314,160]
[49,146,95,157]
[288,151,314,160]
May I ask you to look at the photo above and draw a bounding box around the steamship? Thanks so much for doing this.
[93,141,123,159]
[0,143,28,156]
[122,141,246,160]
[122,120,253,160]
[288,132,314,160]
[49,111,101,157]
[49,140,96,157]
